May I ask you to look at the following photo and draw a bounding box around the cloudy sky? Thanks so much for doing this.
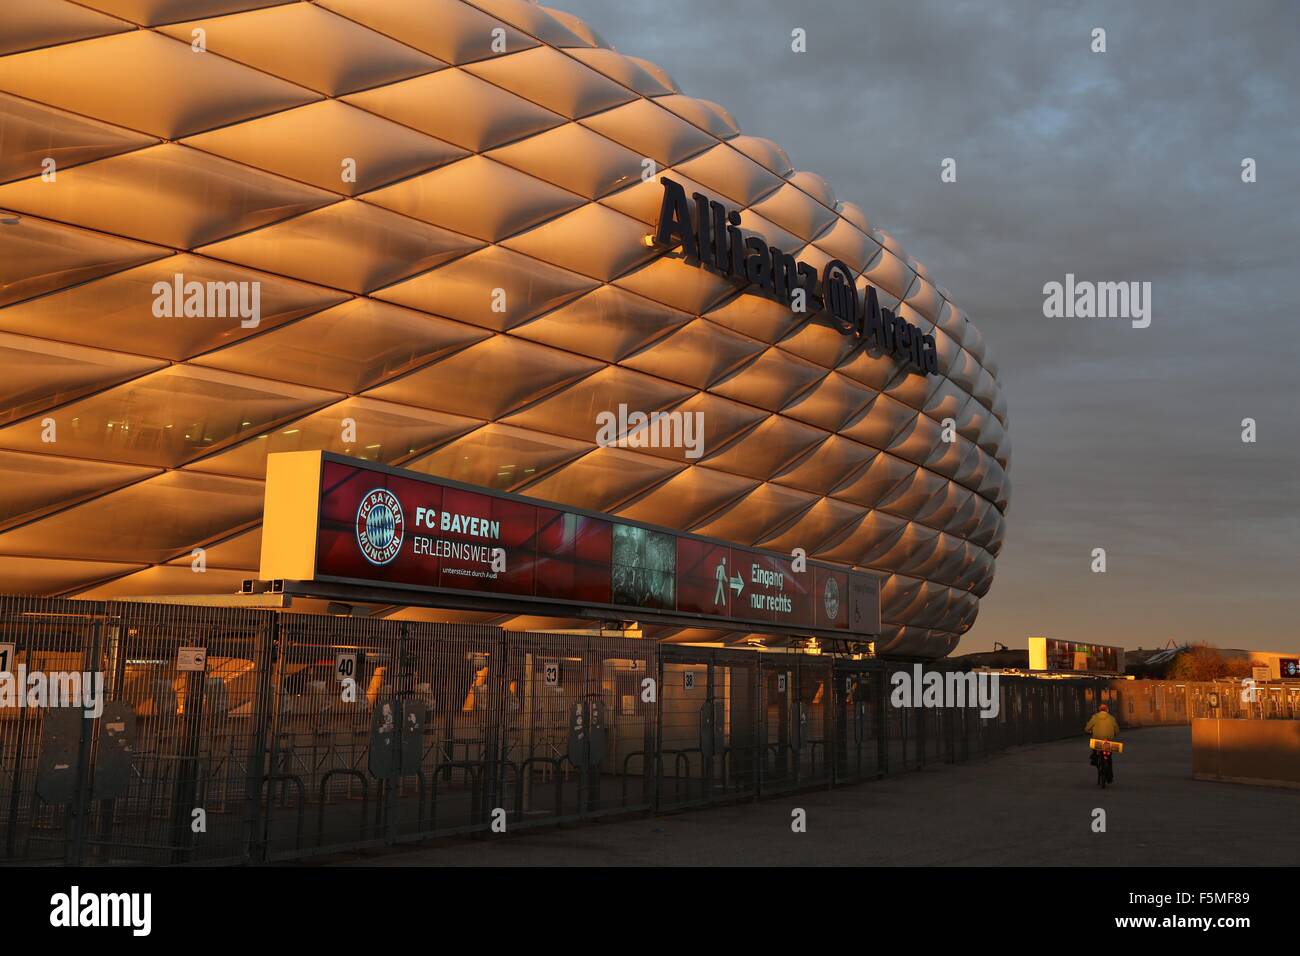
[562,0,1300,653]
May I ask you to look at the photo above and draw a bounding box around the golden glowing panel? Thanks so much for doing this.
[614,466,758,530]
[613,256,736,315]
[0,253,349,360]
[157,4,443,96]
[749,184,838,243]
[464,46,634,119]
[711,346,825,412]
[0,30,317,138]
[501,202,656,281]
[74,564,248,598]
[567,48,673,96]
[1,0,132,57]
[0,215,168,307]
[674,143,784,207]
[580,99,715,167]
[0,93,156,183]
[0,332,165,426]
[487,123,643,199]
[186,398,480,479]
[0,555,141,595]
[655,94,739,139]
[0,450,157,531]
[727,136,794,177]
[774,436,875,495]
[0,469,263,564]
[0,144,336,248]
[781,372,876,432]
[759,496,868,555]
[469,0,592,48]
[702,293,806,346]
[365,335,602,420]
[317,0,537,66]
[182,100,466,196]
[197,200,484,294]
[835,454,926,509]
[701,415,825,480]
[627,392,769,466]
[374,245,596,332]
[620,319,766,390]
[343,69,562,152]
[405,423,590,492]
[512,285,690,362]
[0,365,336,468]
[501,365,694,443]
[192,298,490,392]
[812,218,881,274]
[692,481,818,546]
[167,526,260,570]
[365,154,583,243]
[518,445,683,513]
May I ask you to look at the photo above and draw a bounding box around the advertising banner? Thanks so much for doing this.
[260,451,881,639]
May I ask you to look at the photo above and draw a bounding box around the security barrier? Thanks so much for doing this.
[1113,679,1300,727]
[1,594,1140,865]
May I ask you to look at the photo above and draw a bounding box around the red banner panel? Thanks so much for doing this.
[730,550,815,628]
[534,508,612,605]
[300,454,879,638]
[676,538,733,616]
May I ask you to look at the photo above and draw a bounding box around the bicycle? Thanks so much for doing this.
[1089,738,1122,788]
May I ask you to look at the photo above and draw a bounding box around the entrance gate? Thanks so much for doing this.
[0,594,1120,865]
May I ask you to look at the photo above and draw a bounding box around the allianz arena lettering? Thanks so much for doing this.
[652,177,939,376]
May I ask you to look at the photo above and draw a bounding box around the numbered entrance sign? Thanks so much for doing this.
[335,652,359,682]
[544,661,559,687]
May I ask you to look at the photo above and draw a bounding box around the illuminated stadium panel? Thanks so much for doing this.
[0,0,1009,658]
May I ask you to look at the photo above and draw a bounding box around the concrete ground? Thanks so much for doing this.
[322,726,1299,866]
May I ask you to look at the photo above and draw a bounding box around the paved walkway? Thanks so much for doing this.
[325,726,1299,866]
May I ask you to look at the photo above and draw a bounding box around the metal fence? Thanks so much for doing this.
[1113,678,1300,727]
[2,594,1130,865]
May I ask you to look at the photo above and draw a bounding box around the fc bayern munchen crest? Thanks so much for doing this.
[823,576,841,622]
[355,488,404,566]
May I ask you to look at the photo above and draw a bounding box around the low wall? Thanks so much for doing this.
[1191,718,1300,789]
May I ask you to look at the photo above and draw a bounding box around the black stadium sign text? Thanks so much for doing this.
[651,177,939,376]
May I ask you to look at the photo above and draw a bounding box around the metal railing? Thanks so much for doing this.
[0,594,1181,865]
[1113,678,1300,726]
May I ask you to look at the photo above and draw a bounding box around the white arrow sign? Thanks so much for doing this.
[729,572,744,597]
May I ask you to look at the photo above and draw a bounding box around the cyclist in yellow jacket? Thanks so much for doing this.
[1084,703,1120,766]
[1085,703,1120,740]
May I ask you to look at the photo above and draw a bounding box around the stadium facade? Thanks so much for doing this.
[0,0,1010,659]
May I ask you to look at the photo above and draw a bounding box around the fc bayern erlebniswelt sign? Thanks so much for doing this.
[259,451,881,639]
[651,176,939,376]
